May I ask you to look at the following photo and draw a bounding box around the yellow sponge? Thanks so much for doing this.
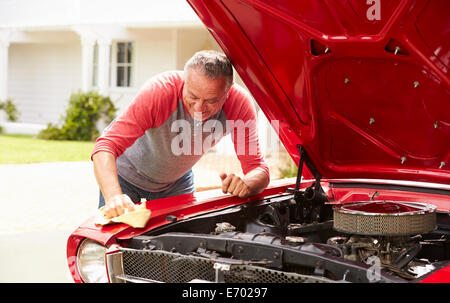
[94,203,151,228]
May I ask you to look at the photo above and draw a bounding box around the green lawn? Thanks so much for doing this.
[0,134,95,164]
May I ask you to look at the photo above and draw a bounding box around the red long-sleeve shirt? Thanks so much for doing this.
[92,71,269,192]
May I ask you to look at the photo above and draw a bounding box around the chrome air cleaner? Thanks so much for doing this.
[333,201,436,236]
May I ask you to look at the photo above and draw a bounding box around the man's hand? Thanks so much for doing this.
[220,173,251,198]
[220,169,269,199]
[103,194,136,219]
[93,151,136,218]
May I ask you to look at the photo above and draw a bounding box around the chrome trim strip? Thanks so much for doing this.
[115,274,164,283]
[334,201,436,216]
[106,251,125,283]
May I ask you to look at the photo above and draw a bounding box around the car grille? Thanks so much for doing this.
[115,248,333,283]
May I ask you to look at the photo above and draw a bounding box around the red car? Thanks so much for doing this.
[67,0,450,283]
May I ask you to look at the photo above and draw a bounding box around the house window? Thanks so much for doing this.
[115,42,134,87]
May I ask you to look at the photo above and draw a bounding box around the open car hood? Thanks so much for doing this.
[187,0,450,185]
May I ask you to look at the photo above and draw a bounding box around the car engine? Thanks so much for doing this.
[107,147,449,283]
[117,183,450,283]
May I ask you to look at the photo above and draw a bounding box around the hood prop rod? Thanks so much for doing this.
[293,145,305,197]
[291,145,327,223]
[293,145,322,195]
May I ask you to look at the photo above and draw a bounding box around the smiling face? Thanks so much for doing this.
[182,68,230,121]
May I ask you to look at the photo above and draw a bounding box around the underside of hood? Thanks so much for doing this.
[187,0,450,185]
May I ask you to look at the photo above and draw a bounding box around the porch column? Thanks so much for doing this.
[0,30,10,101]
[80,36,96,92]
[97,38,112,96]
[257,109,269,155]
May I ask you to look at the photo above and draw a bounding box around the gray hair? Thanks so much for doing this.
[184,50,234,86]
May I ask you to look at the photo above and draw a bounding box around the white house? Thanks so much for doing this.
[0,0,279,154]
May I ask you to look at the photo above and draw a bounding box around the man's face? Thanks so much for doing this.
[182,68,230,121]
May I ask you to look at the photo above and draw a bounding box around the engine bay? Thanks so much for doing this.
[120,148,449,283]
[123,186,450,283]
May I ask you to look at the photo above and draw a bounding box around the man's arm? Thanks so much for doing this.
[219,85,270,198]
[91,73,184,218]
[220,168,269,198]
[92,151,135,218]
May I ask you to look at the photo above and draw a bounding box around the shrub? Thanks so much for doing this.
[0,98,20,122]
[38,91,117,141]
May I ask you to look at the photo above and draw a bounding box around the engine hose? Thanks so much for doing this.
[392,243,422,269]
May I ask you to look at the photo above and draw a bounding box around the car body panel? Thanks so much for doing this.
[68,178,297,246]
[67,177,450,282]
[67,178,297,282]
[67,0,450,283]
[186,0,450,185]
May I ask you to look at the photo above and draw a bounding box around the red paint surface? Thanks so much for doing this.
[67,0,450,283]
[187,0,450,185]
[420,265,450,283]
[67,177,449,282]
[66,179,298,282]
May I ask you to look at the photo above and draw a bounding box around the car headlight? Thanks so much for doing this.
[76,238,108,283]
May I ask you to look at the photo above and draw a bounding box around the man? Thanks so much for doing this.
[92,50,270,219]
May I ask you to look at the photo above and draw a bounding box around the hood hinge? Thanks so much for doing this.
[289,145,328,223]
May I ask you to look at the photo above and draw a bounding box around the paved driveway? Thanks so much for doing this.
[0,161,225,282]
[0,154,283,282]
[0,162,98,282]
[0,159,241,282]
